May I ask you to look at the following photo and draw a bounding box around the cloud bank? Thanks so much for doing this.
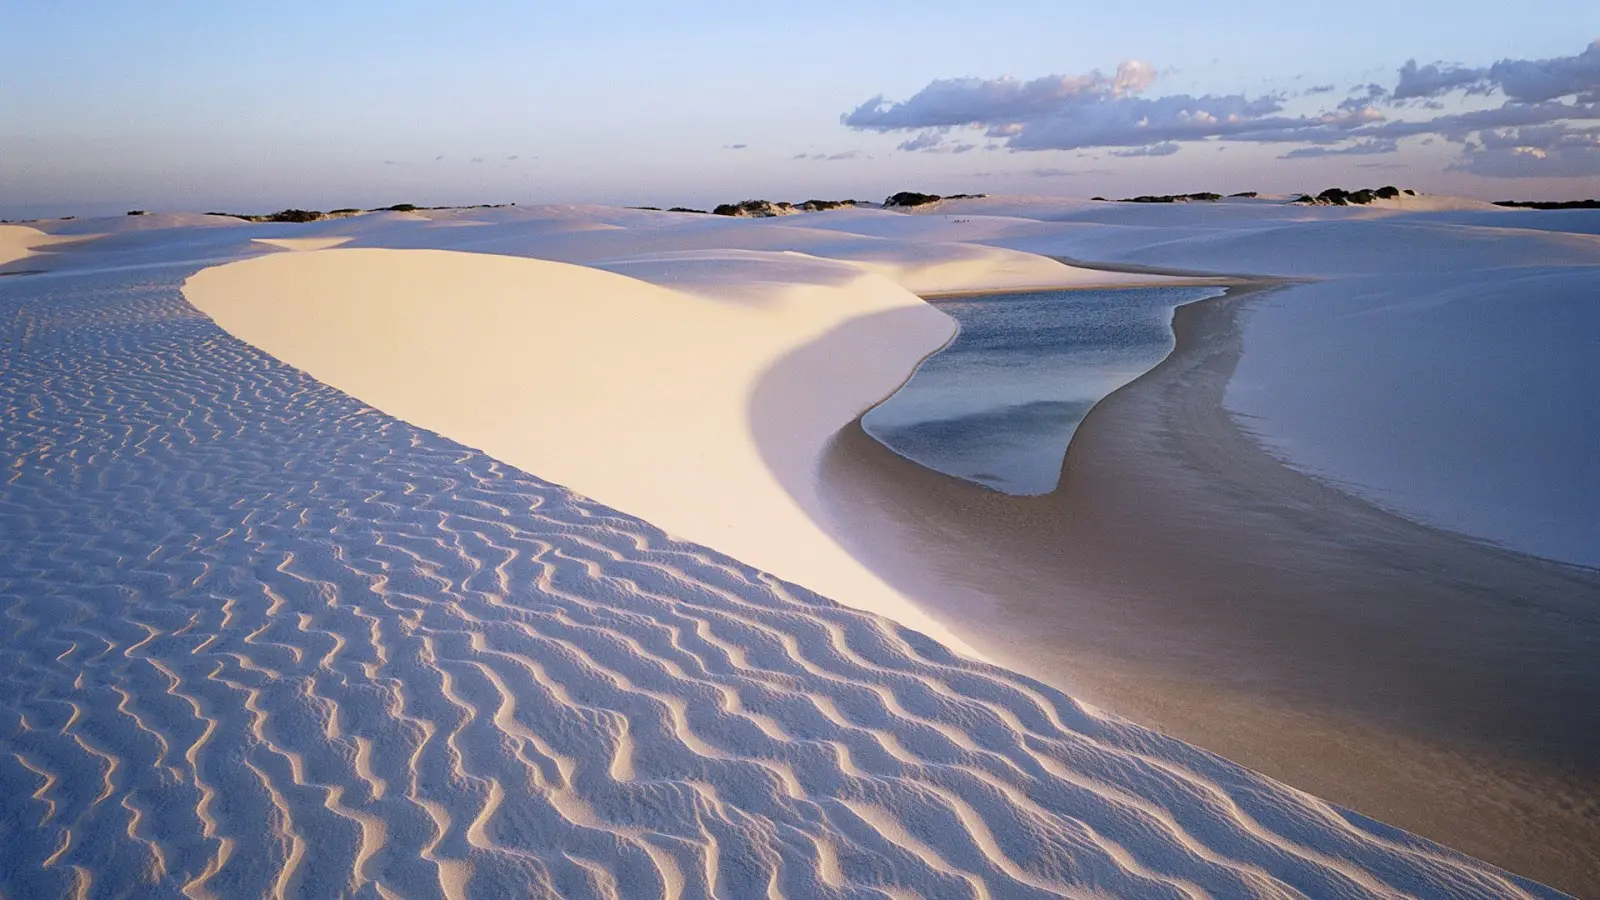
[843,41,1600,177]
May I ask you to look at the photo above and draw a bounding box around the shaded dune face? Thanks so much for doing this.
[0,266,1563,898]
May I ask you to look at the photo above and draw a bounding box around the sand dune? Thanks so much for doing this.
[1,257,1561,898]
[186,248,974,657]
[1228,267,1600,568]
[4,203,1589,896]
[0,223,78,267]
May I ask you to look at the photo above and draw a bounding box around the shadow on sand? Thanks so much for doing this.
[747,286,1600,896]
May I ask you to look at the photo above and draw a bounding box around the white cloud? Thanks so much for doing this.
[1450,123,1600,177]
[1110,142,1181,157]
[896,131,946,152]
[1392,60,1487,100]
[843,61,1156,131]
[840,41,1600,177]
[1280,139,1398,159]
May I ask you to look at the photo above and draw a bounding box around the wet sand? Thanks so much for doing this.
[814,285,1600,896]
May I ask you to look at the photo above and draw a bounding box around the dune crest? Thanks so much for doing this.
[186,248,973,656]
[0,224,77,266]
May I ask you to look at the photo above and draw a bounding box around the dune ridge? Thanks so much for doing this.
[0,223,78,267]
[185,247,976,657]
[0,247,1567,896]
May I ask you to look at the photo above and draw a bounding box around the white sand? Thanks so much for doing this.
[253,236,353,251]
[1228,267,1600,567]
[184,213,1193,660]
[187,248,977,656]
[0,223,76,266]
[0,202,1578,897]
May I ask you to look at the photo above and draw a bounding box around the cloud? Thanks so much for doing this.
[1392,60,1486,100]
[1449,123,1600,177]
[1279,139,1398,159]
[1363,101,1599,140]
[897,131,946,152]
[840,40,1600,176]
[842,62,1355,152]
[1393,40,1600,102]
[793,150,868,161]
[843,61,1156,131]
[1490,41,1600,102]
[896,131,980,154]
[1110,142,1181,157]
[723,143,748,150]
[1030,167,1115,177]
[1305,84,1336,95]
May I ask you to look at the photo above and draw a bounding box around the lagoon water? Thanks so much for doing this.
[863,286,1222,494]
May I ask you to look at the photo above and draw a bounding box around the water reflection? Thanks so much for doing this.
[863,286,1222,494]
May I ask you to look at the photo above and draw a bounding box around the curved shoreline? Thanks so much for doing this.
[818,280,1600,895]
[862,283,1227,496]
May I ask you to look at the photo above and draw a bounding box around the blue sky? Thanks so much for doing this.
[2,1,1596,217]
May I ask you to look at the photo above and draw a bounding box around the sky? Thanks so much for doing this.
[2,0,1597,217]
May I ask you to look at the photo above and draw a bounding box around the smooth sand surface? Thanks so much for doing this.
[253,236,354,252]
[816,283,1600,896]
[2,229,1562,898]
[188,248,978,657]
[1227,270,1600,568]
[0,223,78,267]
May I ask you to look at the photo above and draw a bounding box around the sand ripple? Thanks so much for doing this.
[0,264,1563,897]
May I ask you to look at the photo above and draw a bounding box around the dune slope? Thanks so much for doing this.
[0,233,1570,897]
[0,223,75,267]
[184,248,972,656]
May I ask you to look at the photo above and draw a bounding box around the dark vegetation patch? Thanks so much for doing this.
[1293,186,1405,206]
[202,202,513,223]
[1119,192,1222,203]
[881,191,989,209]
[884,191,941,208]
[1493,199,1600,210]
[712,199,799,217]
[799,199,857,211]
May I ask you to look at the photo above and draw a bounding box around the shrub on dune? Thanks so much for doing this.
[884,191,942,208]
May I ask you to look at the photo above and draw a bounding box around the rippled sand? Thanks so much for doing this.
[0,250,1564,896]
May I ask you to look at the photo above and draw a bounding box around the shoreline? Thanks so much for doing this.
[817,279,1600,895]
[917,274,1237,299]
